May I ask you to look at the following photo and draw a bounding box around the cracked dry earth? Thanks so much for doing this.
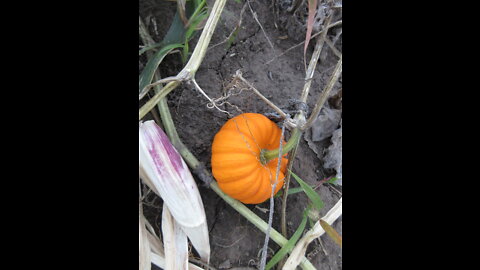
[140,0,342,269]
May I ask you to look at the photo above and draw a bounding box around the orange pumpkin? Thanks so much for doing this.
[211,113,288,204]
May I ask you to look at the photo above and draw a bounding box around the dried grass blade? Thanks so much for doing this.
[177,0,188,25]
[304,0,318,65]
[143,214,164,256]
[162,205,189,270]
[139,212,152,270]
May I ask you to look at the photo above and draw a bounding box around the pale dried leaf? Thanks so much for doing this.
[323,121,342,185]
[151,251,166,269]
[311,104,341,142]
[139,213,152,270]
[177,0,188,25]
[181,221,211,263]
[162,205,189,270]
[142,214,164,256]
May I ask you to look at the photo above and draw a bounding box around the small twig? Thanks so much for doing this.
[299,15,333,103]
[317,237,328,256]
[191,78,232,116]
[305,239,325,259]
[214,234,247,248]
[151,17,159,37]
[139,76,180,100]
[332,28,342,46]
[313,176,335,190]
[234,70,288,119]
[247,0,275,52]
[255,205,269,214]
[328,185,342,197]
[139,16,156,47]
[280,141,299,237]
[265,20,342,65]
[287,0,303,13]
[259,123,286,270]
[302,56,342,130]
[177,0,188,26]
[324,37,342,59]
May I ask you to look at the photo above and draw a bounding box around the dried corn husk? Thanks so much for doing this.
[139,212,151,270]
[139,121,210,263]
[162,205,189,270]
[140,210,204,270]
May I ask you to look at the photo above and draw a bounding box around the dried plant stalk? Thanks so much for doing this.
[282,198,342,270]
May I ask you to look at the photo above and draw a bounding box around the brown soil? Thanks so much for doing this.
[140,0,342,269]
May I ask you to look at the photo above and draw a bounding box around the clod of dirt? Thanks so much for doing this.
[219,259,231,269]
[323,120,342,185]
[333,0,343,8]
[311,103,341,142]
[312,2,331,32]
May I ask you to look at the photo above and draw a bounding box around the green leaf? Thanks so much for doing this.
[182,0,208,63]
[326,177,338,184]
[319,219,342,248]
[265,212,308,270]
[274,187,304,198]
[193,0,203,8]
[185,10,208,41]
[139,43,184,93]
[139,43,164,56]
[226,26,239,49]
[162,11,188,47]
[289,170,324,211]
[150,0,198,49]
[182,42,189,64]
[139,0,207,87]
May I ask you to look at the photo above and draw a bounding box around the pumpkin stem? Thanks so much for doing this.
[261,128,301,164]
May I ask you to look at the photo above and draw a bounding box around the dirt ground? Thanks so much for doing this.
[140,0,342,269]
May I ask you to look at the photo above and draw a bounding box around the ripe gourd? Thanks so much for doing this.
[211,113,288,204]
